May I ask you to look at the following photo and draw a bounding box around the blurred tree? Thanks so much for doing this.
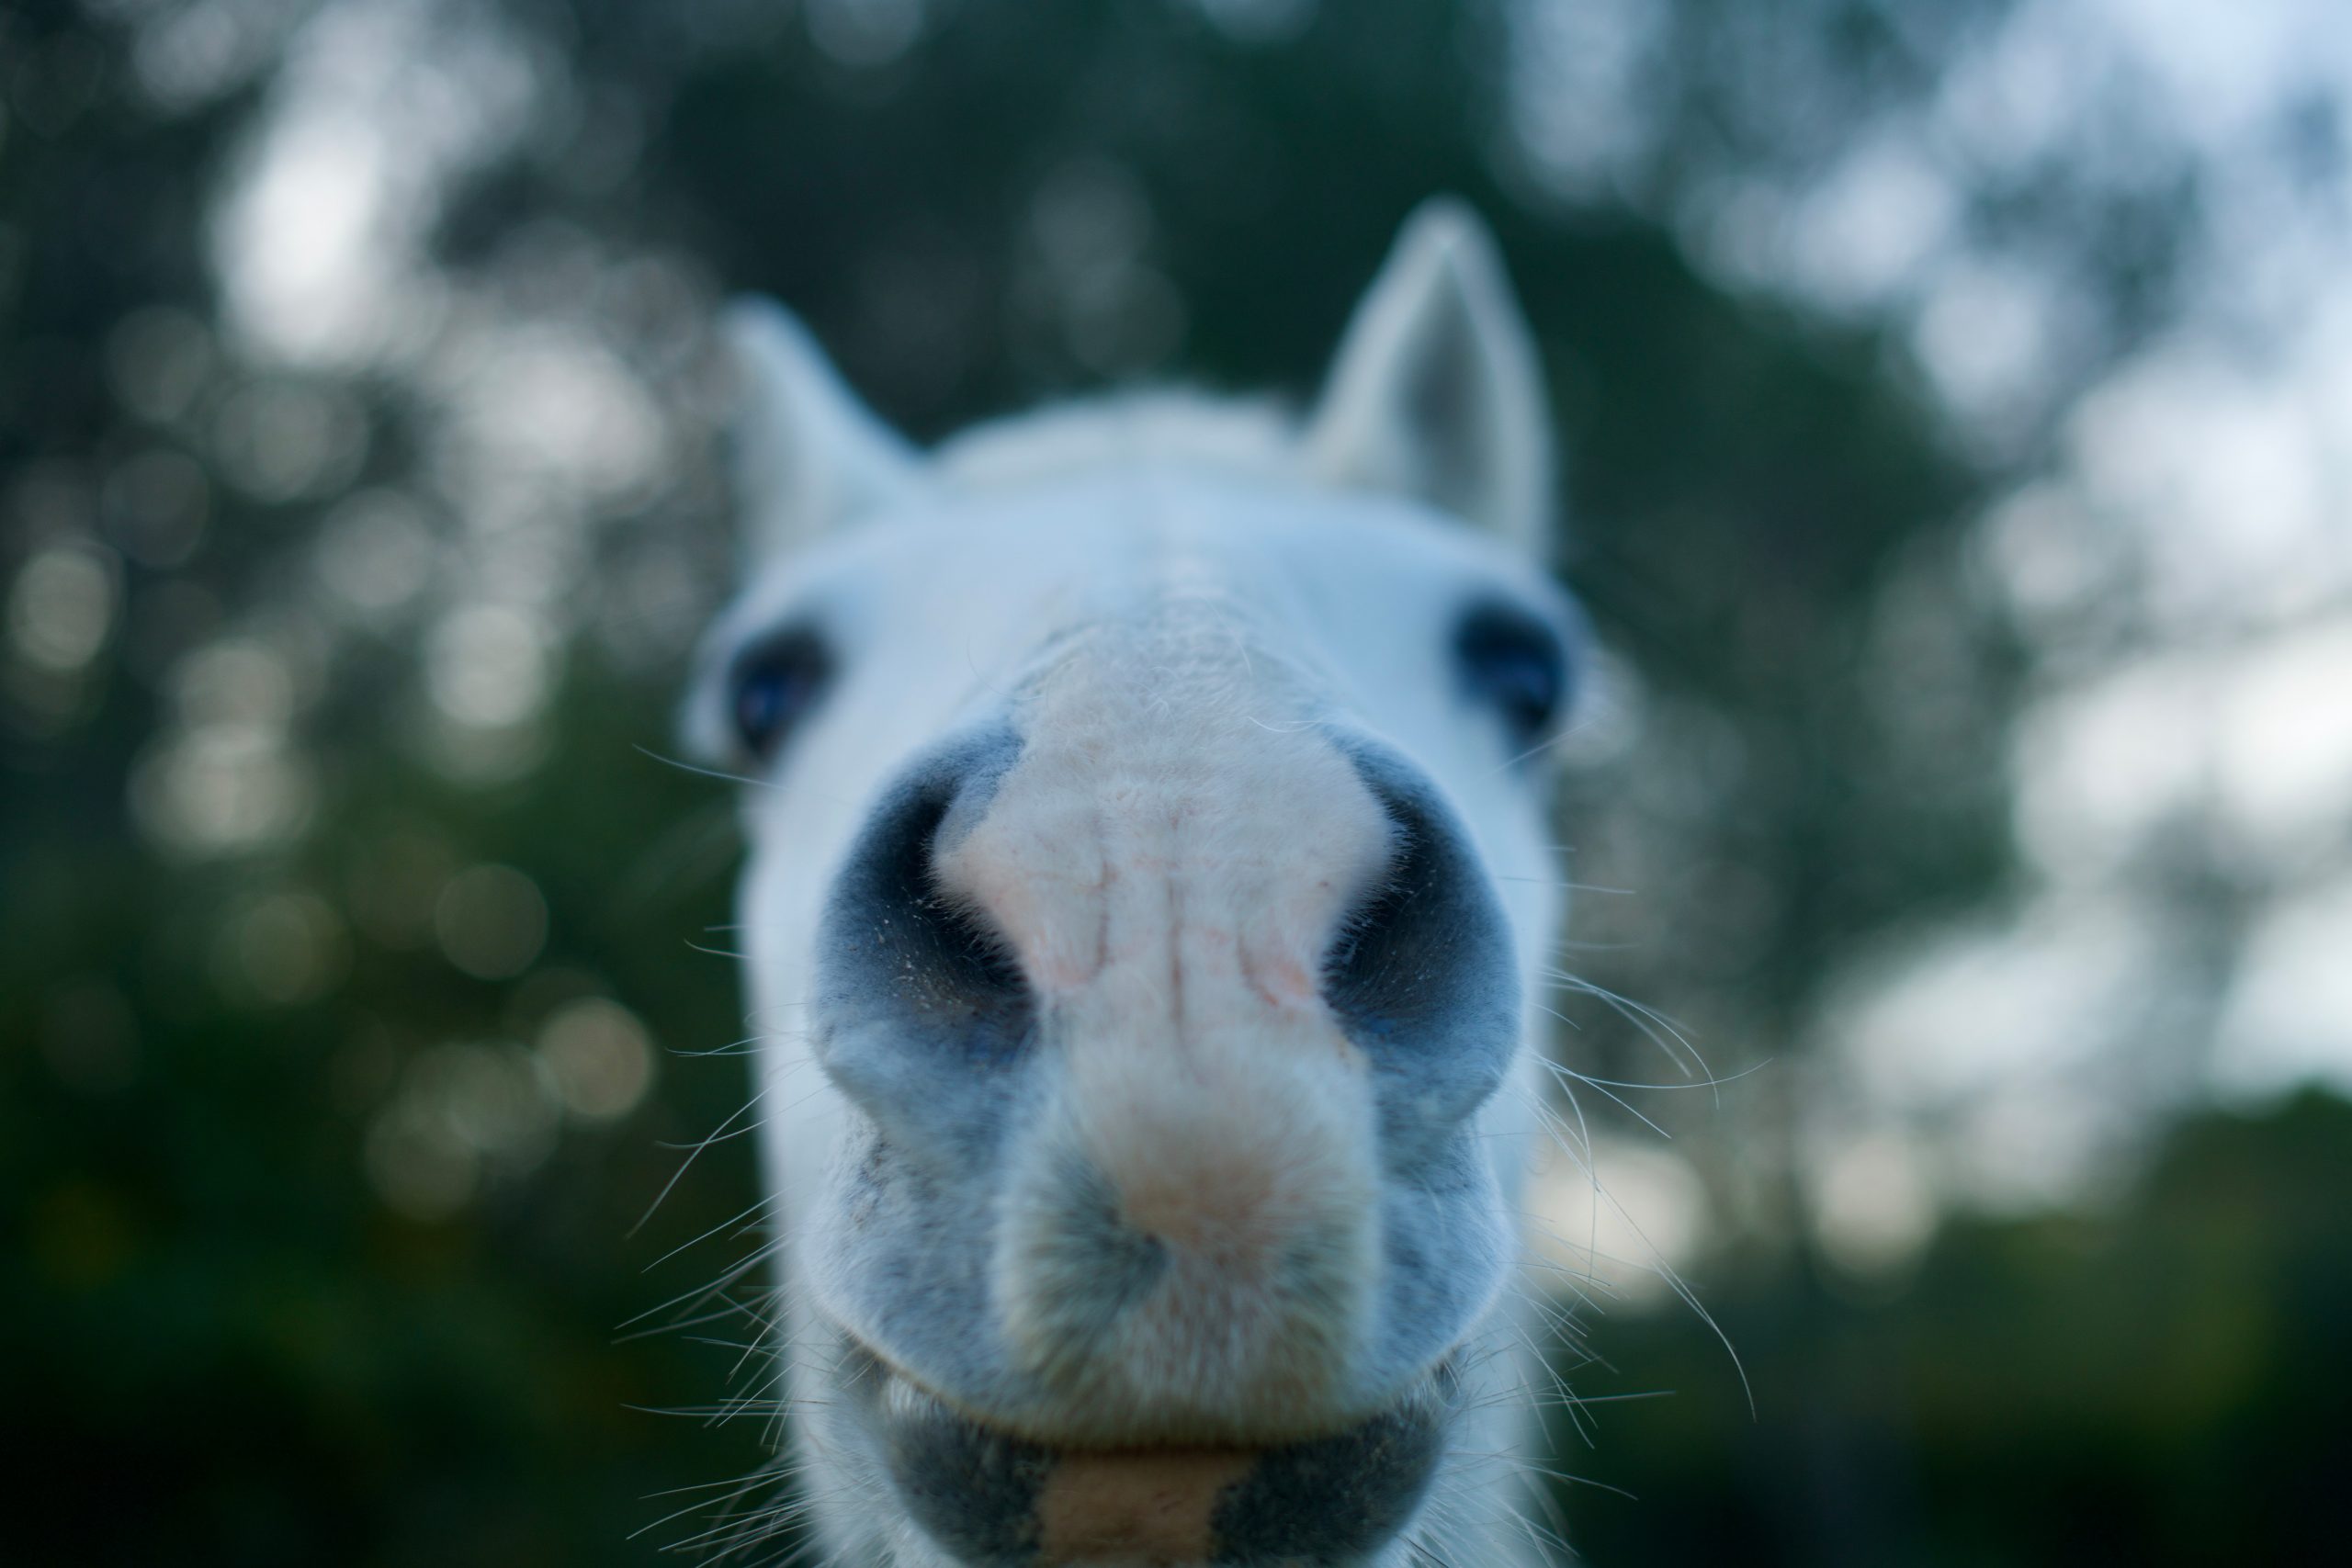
[1558,1090,2352,1566]
[3,1,2332,1564]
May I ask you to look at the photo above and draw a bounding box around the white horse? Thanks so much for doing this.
[684,200,1583,1566]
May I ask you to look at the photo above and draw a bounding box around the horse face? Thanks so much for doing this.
[684,204,1577,1566]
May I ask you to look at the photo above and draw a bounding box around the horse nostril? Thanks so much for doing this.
[868,787,1032,1032]
[815,731,1035,1122]
[1319,741,1521,1164]
[1320,787,1448,1032]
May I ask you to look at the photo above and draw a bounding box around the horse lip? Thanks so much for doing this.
[834,1327,1461,1566]
[838,1321,1461,1452]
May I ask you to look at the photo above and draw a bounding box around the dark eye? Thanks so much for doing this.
[729,626,833,762]
[1454,600,1569,749]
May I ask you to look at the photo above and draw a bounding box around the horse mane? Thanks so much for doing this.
[933,389,1300,493]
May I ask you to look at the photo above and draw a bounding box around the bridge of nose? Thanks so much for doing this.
[933,619,1396,1036]
[923,617,1411,1424]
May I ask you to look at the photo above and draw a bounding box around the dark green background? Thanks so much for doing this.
[4,1,2345,1562]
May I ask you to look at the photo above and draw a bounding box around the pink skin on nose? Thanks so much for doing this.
[934,612,1398,1434]
[933,613,1396,1031]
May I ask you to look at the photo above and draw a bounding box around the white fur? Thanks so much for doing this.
[1306,198,1555,556]
[725,297,928,557]
[691,201,1570,1565]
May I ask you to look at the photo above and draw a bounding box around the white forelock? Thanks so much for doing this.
[933,389,1303,495]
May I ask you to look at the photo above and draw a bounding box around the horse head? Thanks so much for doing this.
[684,201,1581,1566]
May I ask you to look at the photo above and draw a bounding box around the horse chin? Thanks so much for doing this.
[828,1331,1461,1568]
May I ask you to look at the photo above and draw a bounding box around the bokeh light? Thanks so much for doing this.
[537,997,658,1122]
[7,1,2350,1562]
[432,863,548,980]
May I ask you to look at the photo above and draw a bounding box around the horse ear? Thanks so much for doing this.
[722,297,924,559]
[1304,199,1554,553]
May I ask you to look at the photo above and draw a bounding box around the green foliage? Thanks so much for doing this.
[4,669,772,1565]
[0,1,2332,1562]
[1558,1091,2352,1565]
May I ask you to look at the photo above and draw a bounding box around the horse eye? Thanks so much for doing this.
[1453,601,1568,748]
[729,627,833,762]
